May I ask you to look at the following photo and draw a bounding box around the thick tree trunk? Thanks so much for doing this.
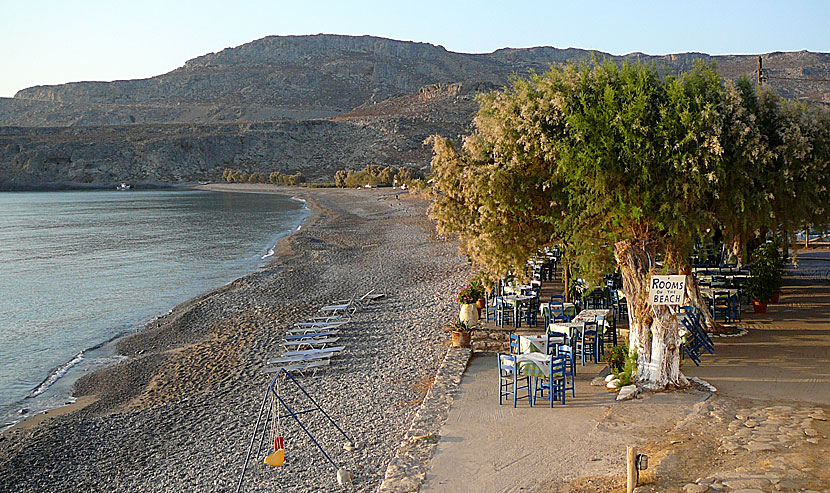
[563,261,571,303]
[614,238,685,390]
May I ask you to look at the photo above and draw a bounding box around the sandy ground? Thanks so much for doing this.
[423,249,830,492]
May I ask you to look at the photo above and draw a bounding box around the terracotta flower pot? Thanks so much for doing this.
[752,300,768,314]
[476,297,486,317]
[452,330,471,348]
[770,290,781,303]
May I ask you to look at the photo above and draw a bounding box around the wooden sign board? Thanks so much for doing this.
[648,275,686,305]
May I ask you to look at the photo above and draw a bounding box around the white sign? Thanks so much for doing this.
[649,275,686,305]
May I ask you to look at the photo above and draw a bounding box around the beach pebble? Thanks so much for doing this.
[616,385,638,401]
[683,483,709,493]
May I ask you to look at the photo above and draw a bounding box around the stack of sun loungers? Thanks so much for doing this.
[262,289,384,375]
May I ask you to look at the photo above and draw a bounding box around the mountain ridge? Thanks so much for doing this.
[1,34,829,189]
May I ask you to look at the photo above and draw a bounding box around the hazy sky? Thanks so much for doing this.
[2,0,828,97]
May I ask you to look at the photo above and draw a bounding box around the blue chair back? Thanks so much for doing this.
[498,353,518,374]
[546,331,568,354]
[509,333,521,354]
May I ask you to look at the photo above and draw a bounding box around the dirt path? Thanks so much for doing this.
[685,255,830,404]
[421,356,711,492]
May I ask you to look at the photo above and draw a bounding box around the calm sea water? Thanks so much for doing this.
[0,190,307,428]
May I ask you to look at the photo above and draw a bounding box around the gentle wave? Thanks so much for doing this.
[29,351,85,398]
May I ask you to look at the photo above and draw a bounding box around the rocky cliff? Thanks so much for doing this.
[2,34,829,189]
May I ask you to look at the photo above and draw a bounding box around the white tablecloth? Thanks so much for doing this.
[573,308,613,322]
[516,352,553,378]
[519,335,547,353]
[548,321,584,339]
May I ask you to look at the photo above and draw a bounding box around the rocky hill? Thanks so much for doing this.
[2,34,829,189]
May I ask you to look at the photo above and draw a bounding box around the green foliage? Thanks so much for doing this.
[606,344,629,372]
[305,182,337,188]
[427,59,830,283]
[334,165,425,188]
[221,168,305,186]
[745,242,784,301]
[451,320,473,333]
[612,347,637,387]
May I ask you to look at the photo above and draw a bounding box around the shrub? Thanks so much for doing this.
[612,347,637,387]
[606,344,629,372]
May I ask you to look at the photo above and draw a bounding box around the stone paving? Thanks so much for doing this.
[675,402,829,493]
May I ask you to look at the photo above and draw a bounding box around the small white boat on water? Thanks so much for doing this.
[116,183,131,191]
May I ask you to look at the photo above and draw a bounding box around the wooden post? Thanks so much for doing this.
[757,55,763,87]
[627,445,638,492]
[805,227,811,249]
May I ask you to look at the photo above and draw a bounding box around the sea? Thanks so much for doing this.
[0,189,308,430]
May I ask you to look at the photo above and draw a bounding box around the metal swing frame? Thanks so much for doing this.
[235,369,354,492]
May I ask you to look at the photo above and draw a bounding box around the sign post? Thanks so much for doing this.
[648,275,686,306]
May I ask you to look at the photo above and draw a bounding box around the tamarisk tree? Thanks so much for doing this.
[429,61,829,389]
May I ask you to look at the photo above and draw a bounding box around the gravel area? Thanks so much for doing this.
[0,186,472,492]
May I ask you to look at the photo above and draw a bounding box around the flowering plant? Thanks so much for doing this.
[457,280,484,305]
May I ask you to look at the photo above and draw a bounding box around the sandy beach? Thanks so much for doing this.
[0,184,472,492]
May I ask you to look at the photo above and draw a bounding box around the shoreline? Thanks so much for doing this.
[1,184,310,436]
[0,184,472,491]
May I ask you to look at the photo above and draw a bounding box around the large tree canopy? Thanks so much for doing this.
[429,61,829,389]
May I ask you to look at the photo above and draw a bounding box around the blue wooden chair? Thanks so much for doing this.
[498,353,532,407]
[484,293,499,323]
[574,321,598,366]
[596,315,609,359]
[497,298,515,328]
[531,355,567,406]
[711,290,732,322]
[555,344,576,397]
[509,332,521,354]
[546,331,568,354]
[520,297,540,327]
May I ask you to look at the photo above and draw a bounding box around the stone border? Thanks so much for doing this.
[687,376,718,393]
[376,347,472,492]
[708,327,749,338]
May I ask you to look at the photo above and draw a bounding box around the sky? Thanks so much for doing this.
[2,0,829,98]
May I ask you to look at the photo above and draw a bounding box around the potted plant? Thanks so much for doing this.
[762,243,784,303]
[745,243,782,313]
[451,320,473,348]
[457,283,482,325]
[470,278,487,317]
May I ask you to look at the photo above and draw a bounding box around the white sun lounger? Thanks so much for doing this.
[360,289,385,303]
[268,352,335,365]
[284,330,340,341]
[278,345,346,358]
[293,320,350,329]
[281,337,340,350]
[261,359,331,374]
[287,324,348,335]
[308,314,347,322]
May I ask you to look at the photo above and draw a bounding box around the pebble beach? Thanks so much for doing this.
[0,185,472,492]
